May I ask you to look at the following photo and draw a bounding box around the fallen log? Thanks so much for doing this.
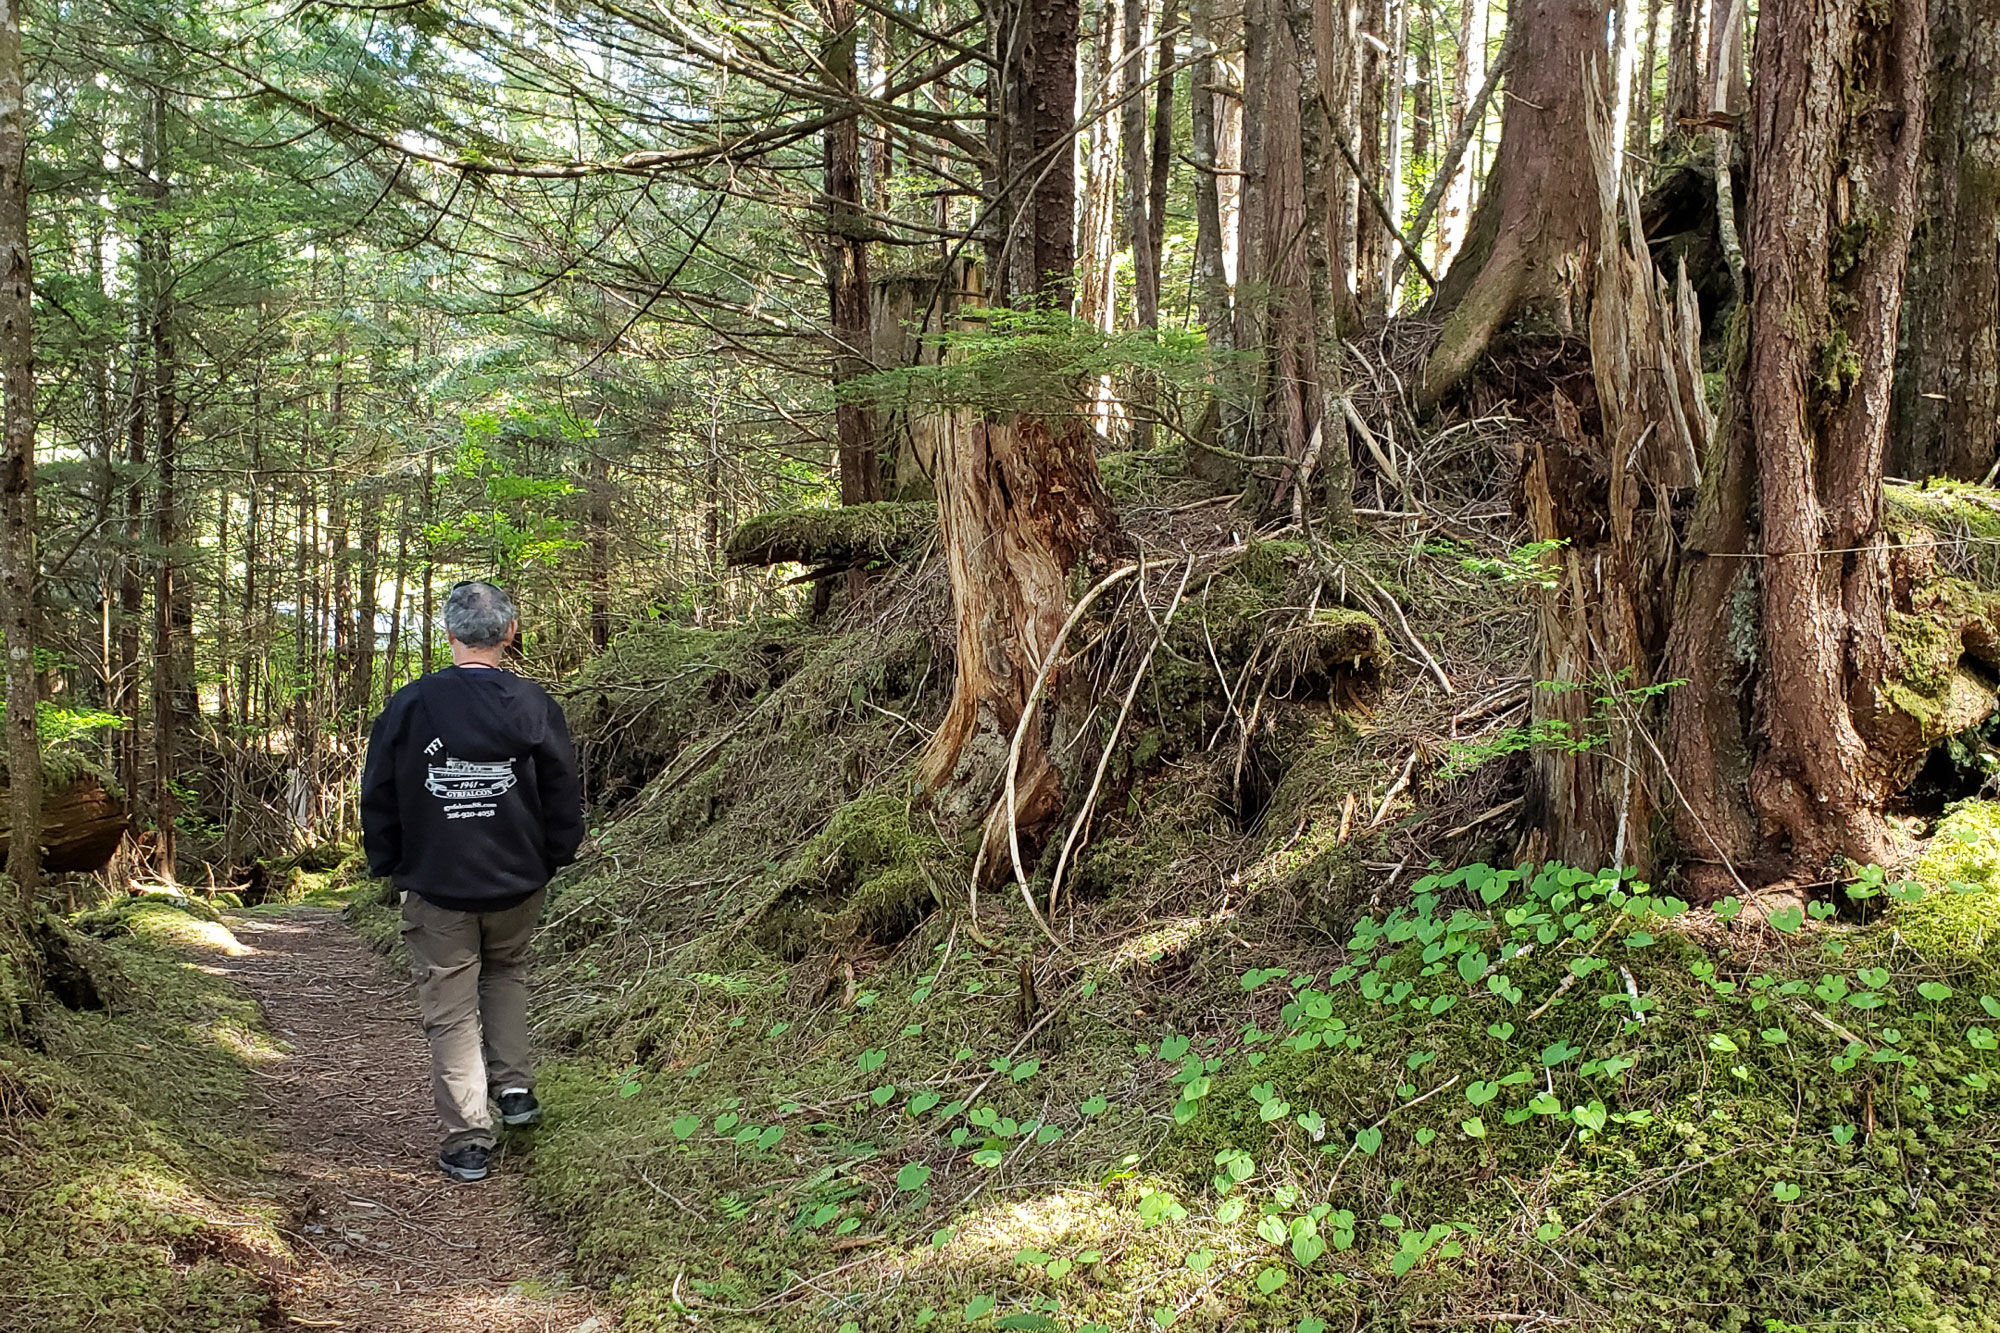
[0,764,127,873]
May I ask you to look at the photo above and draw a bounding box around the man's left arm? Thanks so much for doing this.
[536,696,586,871]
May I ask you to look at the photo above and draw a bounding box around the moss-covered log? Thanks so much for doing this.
[724,502,936,571]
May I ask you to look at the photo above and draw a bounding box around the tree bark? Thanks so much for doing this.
[1190,0,1235,360]
[143,88,187,877]
[926,3,1122,873]
[0,0,39,905]
[1666,0,1932,898]
[1286,0,1357,530]
[1234,0,1350,483]
[1889,0,2000,481]
[1420,0,1612,410]
[823,0,883,508]
[587,447,612,650]
[1661,0,1706,133]
[987,0,1083,308]
[1522,85,1706,873]
[1437,0,1490,268]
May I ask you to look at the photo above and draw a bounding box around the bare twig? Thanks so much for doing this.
[1049,557,1197,918]
[995,563,1142,947]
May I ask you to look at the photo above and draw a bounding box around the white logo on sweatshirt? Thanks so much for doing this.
[425,757,518,804]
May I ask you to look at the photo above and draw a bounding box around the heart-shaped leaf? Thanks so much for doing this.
[897,1162,933,1191]
[1255,1267,1287,1294]
[1354,1126,1383,1155]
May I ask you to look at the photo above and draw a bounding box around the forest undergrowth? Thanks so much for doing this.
[332,456,2000,1332]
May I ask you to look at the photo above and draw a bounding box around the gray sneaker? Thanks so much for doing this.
[497,1088,542,1127]
[439,1142,492,1182]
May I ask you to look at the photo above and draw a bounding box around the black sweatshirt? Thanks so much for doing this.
[360,665,586,912]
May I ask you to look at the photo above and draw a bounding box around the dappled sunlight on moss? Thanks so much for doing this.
[2,896,288,1331]
[1905,799,2000,977]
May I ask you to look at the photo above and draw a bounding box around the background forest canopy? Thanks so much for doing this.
[12,0,2000,907]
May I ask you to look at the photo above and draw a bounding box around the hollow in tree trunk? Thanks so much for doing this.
[1420,0,1611,410]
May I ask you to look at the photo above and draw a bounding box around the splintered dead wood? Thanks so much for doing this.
[220,909,607,1333]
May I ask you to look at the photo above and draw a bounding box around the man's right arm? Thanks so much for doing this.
[359,698,405,879]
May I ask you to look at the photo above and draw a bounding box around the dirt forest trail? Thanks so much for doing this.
[217,907,610,1333]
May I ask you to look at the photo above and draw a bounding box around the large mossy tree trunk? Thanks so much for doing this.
[1419,0,1611,410]
[1889,0,2000,482]
[926,0,1121,871]
[1665,0,1932,900]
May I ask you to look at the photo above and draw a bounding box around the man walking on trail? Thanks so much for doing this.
[361,580,585,1183]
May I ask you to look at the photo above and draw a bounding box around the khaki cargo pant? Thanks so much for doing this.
[400,889,546,1149]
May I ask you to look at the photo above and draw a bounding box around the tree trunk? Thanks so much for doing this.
[1665,0,1931,898]
[1661,0,1706,133]
[587,448,612,650]
[384,490,410,699]
[1889,0,2000,482]
[143,89,187,878]
[1420,0,1611,409]
[351,475,380,718]
[926,1,1122,874]
[0,0,39,906]
[1522,86,1706,873]
[1234,0,1349,483]
[987,0,1084,308]
[1190,0,1236,374]
[1286,0,1357,531]
[1121,0,1156,448]
[823,0,883,508]
[1437,0,1490,268]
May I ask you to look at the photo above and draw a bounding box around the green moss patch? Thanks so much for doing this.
[725,501,936,570]
[1,899,289,1331]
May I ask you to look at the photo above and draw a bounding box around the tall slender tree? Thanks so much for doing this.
[0,0,39,902]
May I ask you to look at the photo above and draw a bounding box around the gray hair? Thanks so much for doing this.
[444,580,518,648]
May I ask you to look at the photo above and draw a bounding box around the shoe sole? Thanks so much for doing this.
[501,1108,542,1127]
[440,1162,490,1182]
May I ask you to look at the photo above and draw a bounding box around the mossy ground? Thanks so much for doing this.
[1,900,288,1332]
[500,553,2000,1333]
